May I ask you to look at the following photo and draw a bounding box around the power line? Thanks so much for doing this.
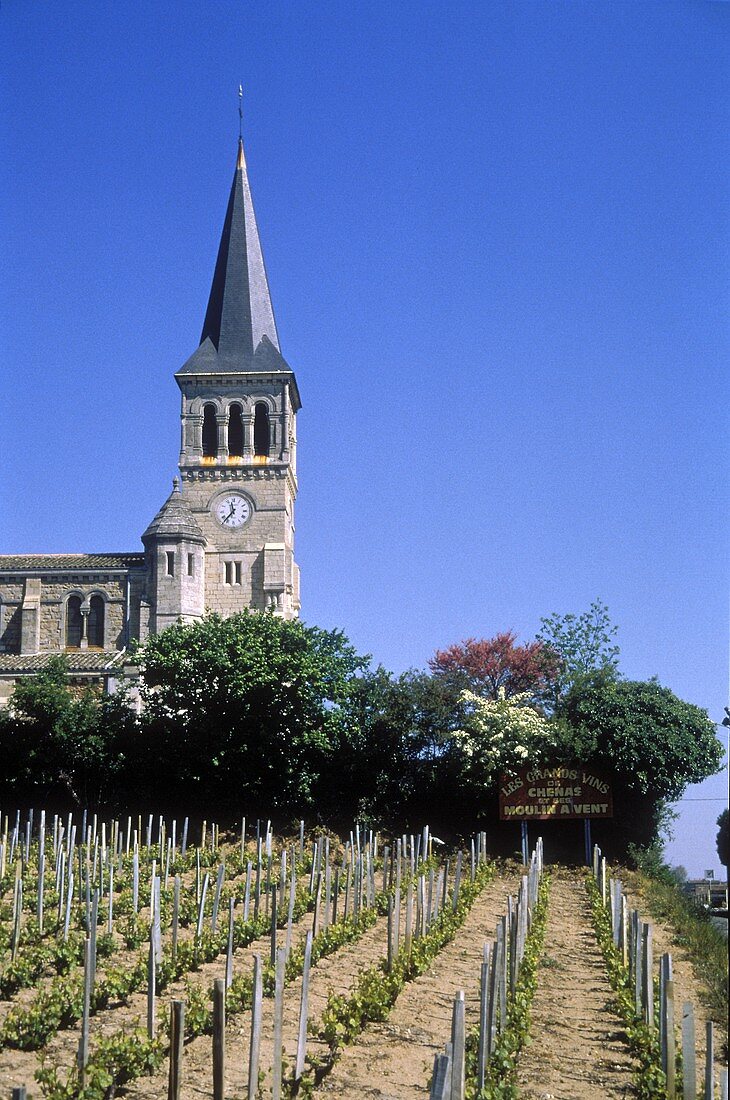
[675,798,728,802]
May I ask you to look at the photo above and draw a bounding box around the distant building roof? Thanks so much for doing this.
[0,651,126,674]
[0,554,144,573]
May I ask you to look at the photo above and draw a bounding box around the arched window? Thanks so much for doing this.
[228,403,244,457]
[254,403,270,457]
[87,595,105,649]
[202,403,217,457]
[66,595,83,648]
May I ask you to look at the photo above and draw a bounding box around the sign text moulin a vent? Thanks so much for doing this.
[499,765,613,820]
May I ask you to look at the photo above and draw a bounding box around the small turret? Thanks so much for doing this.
[142,478,207,633]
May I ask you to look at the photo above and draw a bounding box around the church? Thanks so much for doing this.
[0,132,301,700]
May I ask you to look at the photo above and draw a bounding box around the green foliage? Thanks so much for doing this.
[329,667,461,826]
[537,599,620,705]
[627,863,728,1028]
[0,656,134,806]
[1,972,85,1049]
[586,875,669,1098]
[561,679,721,800]
[716,809,729,869]
[558,678,723,850]
[137,611,369,811]
[36,1029,163,1099]
[465,874,550,1099]
[295,861,496,1094]
[0,933,85,998]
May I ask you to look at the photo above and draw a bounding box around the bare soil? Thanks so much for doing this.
[517,867,637,1100]
[312,870,523,1099]
[1,860,726,1099]
[124,907,391,1100]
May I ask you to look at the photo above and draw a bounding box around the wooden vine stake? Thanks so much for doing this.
[449,991,466,1100]
[212,978,226,1100]
[270,884,279,965]
[477,944,491,1090]
[383,892,393,971]
[247,954,263,1100]
[452,851,462,913]
[664,979,676,1097]
[172,875,181,961]
[271,946,287,1100]
[705,1021,714,1100]
[295,930,313,1081]
[225,898,235,989]
[77,937,92,1087]
[430,1053,451,1100]
[147,929,157,1039]
[168,999,185,1100]
[681,1001,696,1100]
[641,922,653,1027]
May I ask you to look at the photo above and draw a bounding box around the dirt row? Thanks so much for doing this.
[0,903,317,1096]
[315,870,523,1099]
[1,863,726,1099]
[517,868,637,1099]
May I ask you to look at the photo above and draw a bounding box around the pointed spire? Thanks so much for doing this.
[198,136,280,363]
[142,480,206,545]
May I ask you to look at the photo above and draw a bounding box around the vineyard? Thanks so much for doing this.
[0,811,726,1099]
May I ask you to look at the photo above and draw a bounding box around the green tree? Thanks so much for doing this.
[451,689,555,796]
[0,656,129,805]
[537,599,620,706]
[717,809,729,869]
[559,677,723,850]
[332,668,461,827]
[137,612,368,813]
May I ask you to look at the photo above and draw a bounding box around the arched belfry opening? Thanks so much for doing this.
[254,403,270,457]
[228,403,244,457]
[202,403,217,457]
[66,595,82,648]
[87,595,105,648]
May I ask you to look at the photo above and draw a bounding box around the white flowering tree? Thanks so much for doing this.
[451,688,555,792]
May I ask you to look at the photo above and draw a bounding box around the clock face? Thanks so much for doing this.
[213,493,251,529]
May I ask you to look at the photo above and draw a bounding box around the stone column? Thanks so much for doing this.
[189,415,203,461]
[216,414,229,462]
[281,384,290,462]
[243,413,254,461]
[20,578,41,655]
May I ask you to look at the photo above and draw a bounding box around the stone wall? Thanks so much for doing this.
[0,581,23,652]
[182,464,298,617]
[0,573,137,653]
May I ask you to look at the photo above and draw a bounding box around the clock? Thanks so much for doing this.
[213,493,252,528]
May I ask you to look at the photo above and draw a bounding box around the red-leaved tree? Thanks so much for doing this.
[428,632,561,701]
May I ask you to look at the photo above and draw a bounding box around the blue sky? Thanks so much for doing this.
[2,1,727,874]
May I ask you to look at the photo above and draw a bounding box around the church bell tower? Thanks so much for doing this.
[154,133,301,622]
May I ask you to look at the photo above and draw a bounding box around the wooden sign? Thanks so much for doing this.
[499,765,613,820]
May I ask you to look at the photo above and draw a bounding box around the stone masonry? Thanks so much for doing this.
[0,127,302,696]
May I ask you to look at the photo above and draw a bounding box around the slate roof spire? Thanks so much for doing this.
[179,132,281,376]
[141,477,206,545]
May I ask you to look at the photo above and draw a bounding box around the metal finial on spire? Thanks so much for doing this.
[238,84,243,141]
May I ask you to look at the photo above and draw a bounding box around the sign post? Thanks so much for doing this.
[520,821,529,865]
[499,766,613,862]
